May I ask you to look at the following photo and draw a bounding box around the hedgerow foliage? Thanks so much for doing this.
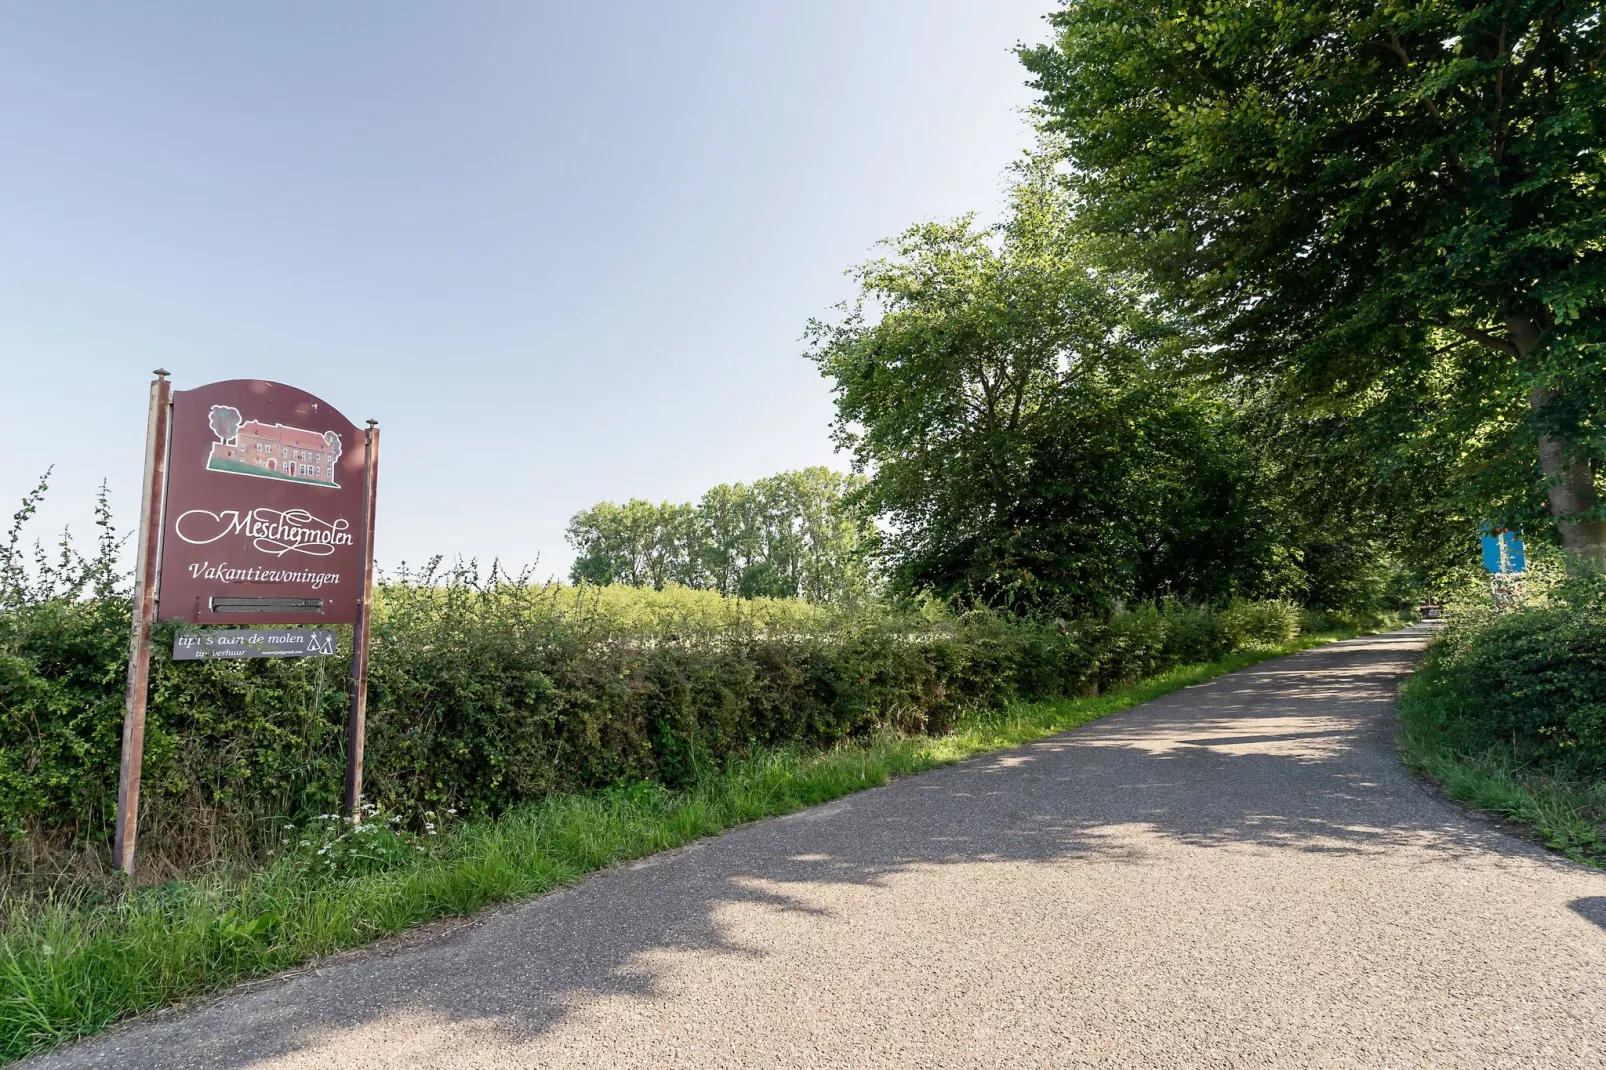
[1428,567,1606,770]
[1,483,1306,880]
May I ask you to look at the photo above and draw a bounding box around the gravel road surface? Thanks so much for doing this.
[31,630,1606,1068]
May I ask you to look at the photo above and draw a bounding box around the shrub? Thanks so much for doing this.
[1299,606,1392,635]
[1158,601,1231,665]
[1,569,1324,883]
[1220,598,1300,647]
[1,485,1343,885]
[1435,604,1606,769]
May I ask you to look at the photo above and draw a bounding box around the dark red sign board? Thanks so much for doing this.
[156,380,367,624]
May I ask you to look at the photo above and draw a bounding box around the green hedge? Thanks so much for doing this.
[1,568,1304,874]
[1431,599,1606,770]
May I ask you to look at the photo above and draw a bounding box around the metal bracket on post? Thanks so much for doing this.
[114,370,173,878]
[344,420,381,818]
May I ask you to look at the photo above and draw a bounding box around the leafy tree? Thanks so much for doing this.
[1229,377,1459,596]
[697,482,757,596]
[806,156,1304,610]
[566,499,698,589]
[716,468,875,603]
[564,468,873,603]
[1022,0,1606,562]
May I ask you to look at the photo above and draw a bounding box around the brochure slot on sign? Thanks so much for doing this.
[209,596,326,613]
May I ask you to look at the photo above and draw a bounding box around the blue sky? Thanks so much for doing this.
[2,1,1049,578]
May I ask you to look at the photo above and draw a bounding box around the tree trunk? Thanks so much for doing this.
[1510,316,1606,566]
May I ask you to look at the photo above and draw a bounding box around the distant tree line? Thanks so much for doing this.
[566,467,873,603]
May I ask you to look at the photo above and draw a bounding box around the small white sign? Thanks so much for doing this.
[173,629,338,660]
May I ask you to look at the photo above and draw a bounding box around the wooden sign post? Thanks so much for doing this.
[114,376,380,878]
[113,371,173,875]
[345,420,380,817]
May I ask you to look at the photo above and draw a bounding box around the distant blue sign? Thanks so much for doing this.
[1480,530,1526,574]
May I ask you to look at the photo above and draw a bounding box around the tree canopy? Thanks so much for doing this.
[1022,0,1606,562]
[806,158,1394,611]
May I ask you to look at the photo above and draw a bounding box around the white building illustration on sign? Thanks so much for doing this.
[204,405,343,488]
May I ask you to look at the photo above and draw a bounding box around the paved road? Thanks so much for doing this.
[33,630,1606,1068]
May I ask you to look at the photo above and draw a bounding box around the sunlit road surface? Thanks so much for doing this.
[32,630,1606,1069]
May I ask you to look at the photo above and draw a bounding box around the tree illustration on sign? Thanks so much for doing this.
[323,430,343,467]
[209,405,242,444]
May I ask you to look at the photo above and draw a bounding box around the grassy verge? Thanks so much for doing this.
[0,632,1355,1062]
[1397,657,1606,869]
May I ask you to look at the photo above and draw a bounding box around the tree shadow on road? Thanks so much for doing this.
[1571,897,1606,932]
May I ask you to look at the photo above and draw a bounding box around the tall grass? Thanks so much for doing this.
[1397,655,1606,867]
[1394,554,1606,867]
[0,636,1345,1063]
